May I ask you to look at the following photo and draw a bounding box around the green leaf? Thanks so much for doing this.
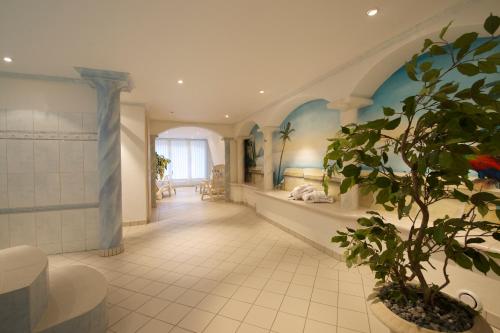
[457,63,479,76]
[490,259,500,275]
[453,189,469,202]
[493,232,500,241]
[433,227,445,244]
[422,69,440,82]
[478,61,497,73]
[454,252,473,269]
[471,192,497,205]
[383,107,395,116]
[472,252,490,274]
[342,164,360,178]
[376,188,390,204]
[405,62,418,81]
[384,118,401,130]
[375,177,391,188]
[466,238,486,244]
[474,40,498,56]
[332,235,347,243]
[419,61,433,72]
[453,32,478,50]
[358,218,373,227]
[422,38,433,52]
[484,14,500,35]
[440,21,453,39]
[429,45,447,56]
[340,178,352,194]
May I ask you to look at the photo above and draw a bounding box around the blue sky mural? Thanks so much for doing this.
[359,37,500,172]
[272,99,340,180]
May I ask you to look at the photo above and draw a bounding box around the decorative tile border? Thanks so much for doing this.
[0,203,99,215]
[99,243,124,257]
[0,130,97,141]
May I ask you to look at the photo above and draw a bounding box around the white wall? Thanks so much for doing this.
[0,75,99,254]
[120,104,148,224]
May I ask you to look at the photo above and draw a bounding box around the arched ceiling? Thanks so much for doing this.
[0,0,492,124]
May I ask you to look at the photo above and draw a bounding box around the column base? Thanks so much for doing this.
[99,244,124,257]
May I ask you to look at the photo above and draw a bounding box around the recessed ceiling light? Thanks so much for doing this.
[366,8,378,16]
[3,56,13,63]
[259,90,265,94]
[177,79,183,84]
[225,114,229,119]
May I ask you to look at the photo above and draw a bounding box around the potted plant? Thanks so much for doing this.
[155,152,171,180]
[322,15,500,333]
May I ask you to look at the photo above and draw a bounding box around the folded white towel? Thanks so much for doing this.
[302,190,334,203]
[289,184,315,200]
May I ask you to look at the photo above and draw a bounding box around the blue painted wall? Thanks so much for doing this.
[272,99,340,183]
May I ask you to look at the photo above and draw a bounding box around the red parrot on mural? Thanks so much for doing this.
[466,155,500,182]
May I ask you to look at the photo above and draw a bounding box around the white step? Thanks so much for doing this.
[0,245,49,333]
[34,265,108,333]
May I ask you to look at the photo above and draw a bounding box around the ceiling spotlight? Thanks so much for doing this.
[225,114,229,119]
[259,90,265,94]
[366,8,378,16]
[3,56,13,63]
[177,79,183,84]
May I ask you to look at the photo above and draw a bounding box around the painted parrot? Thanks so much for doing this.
[466,155,500,181]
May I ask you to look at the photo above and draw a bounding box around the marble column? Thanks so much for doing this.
[328,96,372,210]
[236,136,247,184]
[76,67,133,256]
[150,135,158,209]
[262,127,279,191]
[223,137,233,201]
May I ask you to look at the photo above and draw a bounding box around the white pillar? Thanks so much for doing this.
[76,67,133,256]
[261,127,278,191]
[328,96,372,210]
[150,135,157,209]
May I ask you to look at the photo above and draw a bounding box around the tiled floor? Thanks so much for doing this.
[48,187,390,333]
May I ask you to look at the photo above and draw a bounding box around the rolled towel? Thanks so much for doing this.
[302,190,334,203]
[289,184,316,200]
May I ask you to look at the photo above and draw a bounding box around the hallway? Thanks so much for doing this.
[48,188,383,333]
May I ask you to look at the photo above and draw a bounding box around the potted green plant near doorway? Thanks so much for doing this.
[322,15,500,333]
[155,152,171,180]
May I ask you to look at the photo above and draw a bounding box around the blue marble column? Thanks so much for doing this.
[223,138,233,201]
[75,67,133,256]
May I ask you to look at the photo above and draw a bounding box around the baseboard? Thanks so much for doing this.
[122,220,147,227]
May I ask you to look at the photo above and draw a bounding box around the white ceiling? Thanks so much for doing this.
[0,0,463,123]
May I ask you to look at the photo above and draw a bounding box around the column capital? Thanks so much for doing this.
[327,96,372,111]
[75,67,134,92]
[222,137,235,142]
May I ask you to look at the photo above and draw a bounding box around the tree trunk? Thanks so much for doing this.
[277,141,286,186]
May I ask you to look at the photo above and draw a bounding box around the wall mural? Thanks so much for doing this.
[272,99,340,183]
[359,37,500,172]
[244,125,264,182]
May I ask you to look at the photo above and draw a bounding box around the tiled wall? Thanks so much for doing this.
[0,109,100,254]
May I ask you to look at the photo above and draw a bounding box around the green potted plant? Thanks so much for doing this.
[323,15,500,333]
[155,152,171,180]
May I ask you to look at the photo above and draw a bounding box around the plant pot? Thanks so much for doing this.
[368,290,492,333]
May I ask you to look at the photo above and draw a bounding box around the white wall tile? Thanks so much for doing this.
[8,173,34,208]
[83,141,97,172]
[34,140,59,173]
[61,209,85,243]
[59,141,83,173]
[0,174,7,209]
[85,208,99,240]
[0,139,6,173]
[62,240,86,252]
[84,172,98,203]
[7,139,34,173]
[9,213,36,246]
[33,111,59,132]
[0,110,6,131]
[0,214,10,249]
[35,173,61,206]
[83,113,97,133]
[36,211,61,244]
[59,112,82,133]
[6,110,33,131]
[38,242,62,254]
[60,173,84,204]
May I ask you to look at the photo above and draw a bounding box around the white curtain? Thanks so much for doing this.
[156,138,210,185]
